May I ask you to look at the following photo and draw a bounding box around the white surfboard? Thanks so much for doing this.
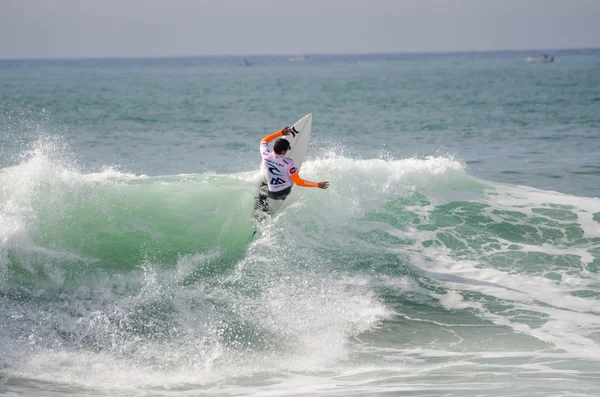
[252,113,312,223]
[284,113,312,171]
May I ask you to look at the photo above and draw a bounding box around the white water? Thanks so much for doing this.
[1,148,600,396]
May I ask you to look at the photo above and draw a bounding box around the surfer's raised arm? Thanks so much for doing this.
[260,126,292,159]
[260,126,290,144]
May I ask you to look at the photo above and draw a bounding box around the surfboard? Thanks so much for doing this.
[283,113,312,171]
[252,113,312,224]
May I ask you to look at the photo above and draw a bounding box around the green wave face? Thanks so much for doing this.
[1,166,256,279]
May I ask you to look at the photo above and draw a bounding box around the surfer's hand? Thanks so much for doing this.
[281,126,292,136]
[318,181,329,190]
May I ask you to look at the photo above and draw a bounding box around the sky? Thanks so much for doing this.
[1,0,599,60]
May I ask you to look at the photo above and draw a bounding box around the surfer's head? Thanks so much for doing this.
[273,138,291,155]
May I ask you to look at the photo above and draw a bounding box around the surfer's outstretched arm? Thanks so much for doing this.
[290,173,329,189]
[261,128,292,159]
[261,127,290,144]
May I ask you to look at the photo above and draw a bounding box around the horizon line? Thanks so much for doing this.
[1,46,598,63]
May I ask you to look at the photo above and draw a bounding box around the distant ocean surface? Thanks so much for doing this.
[1,49,599,396]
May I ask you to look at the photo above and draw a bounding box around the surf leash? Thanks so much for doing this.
[246,229,257,244]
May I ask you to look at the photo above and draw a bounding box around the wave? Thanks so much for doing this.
[0,140,472,279]
[1,140,600,390]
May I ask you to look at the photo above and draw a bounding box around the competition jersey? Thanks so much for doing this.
[260,140,297,192]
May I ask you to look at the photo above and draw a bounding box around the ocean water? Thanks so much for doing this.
[1,49,599,396]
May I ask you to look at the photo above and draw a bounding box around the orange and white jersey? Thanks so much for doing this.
[260,140,297,192]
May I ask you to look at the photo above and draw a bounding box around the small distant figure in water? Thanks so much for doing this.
[526,54,554,63]
[254,126,328,221]
[239,59,252,67]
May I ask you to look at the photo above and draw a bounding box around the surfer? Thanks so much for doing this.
[254,126,329,219]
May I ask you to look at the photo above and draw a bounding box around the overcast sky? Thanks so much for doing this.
[1,0,599,60]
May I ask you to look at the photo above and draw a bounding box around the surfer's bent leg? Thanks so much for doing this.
[253,184,292,222]
[254,183,271,214]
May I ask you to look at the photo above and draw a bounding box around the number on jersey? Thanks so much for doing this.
[271,177,286,185]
